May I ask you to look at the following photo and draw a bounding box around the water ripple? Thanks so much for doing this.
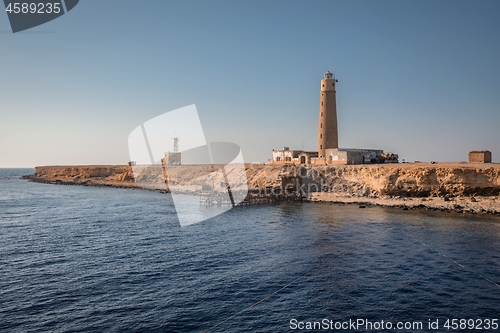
[1,170,500,332]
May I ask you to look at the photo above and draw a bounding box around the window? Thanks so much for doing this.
[276,157,281,161]
[320,145,322,149]
[321,101,323,106]
[321,112,323,117]
[320,123,322,128]
[320,134,322,138]
[322,84,324,87]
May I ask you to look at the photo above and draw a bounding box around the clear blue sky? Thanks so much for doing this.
[1,0,500,167]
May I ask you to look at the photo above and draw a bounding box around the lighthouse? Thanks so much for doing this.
[270,71,395,165]
[318,71,338,158]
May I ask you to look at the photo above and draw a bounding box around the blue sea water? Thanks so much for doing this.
[1,168,500,332]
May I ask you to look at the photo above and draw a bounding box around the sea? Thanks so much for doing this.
[1,168,500,332]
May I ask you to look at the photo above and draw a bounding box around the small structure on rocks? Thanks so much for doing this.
[163,137,181,165]
[469,150,492,163]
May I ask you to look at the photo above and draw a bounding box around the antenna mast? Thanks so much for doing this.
[173,137,179,153]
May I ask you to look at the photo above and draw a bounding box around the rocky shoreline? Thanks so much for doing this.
[23,163,500,216]
[309,193,500,216]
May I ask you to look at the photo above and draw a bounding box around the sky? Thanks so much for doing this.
[1,0,500,167]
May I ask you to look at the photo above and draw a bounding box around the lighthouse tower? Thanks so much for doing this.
[318,71,339,158]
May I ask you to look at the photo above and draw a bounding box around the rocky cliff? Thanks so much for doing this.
[27,163,500,198]
[28,165,138,188]
[25,163,500,214]
[295,163,500,197]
